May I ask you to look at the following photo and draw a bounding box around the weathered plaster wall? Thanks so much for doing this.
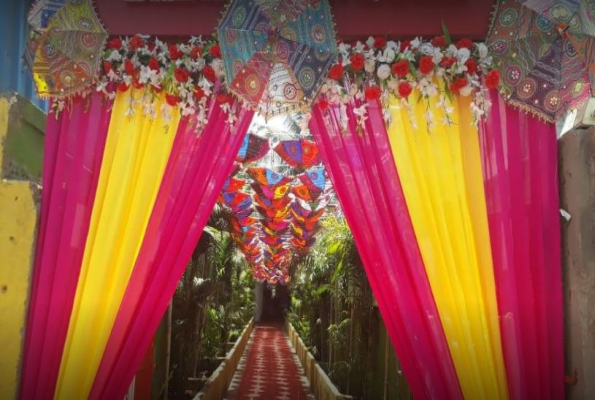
[559,128,595,400]
[0,97,40,399]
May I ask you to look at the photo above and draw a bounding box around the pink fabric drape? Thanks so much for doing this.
[479,91,564,400]
[309,100,463,400]
[20,94,111,400]
[89,101,254,400]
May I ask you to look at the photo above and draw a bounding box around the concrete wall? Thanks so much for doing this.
[559,128,595,400]
[0,97,40,399]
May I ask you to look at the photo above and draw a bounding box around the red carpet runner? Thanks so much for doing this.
[226,322,314,399]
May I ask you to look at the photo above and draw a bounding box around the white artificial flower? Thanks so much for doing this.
[385,48,397,63]
[477,42,488,59]
[366,36,375,48]
[446,44,458,57]
[364,59,376,73]
[106,50,123,62]
[456,48,471,63]
[354,41,366,53]
[211,59,225,77]
[419,43,435,56]
[432,48,444,64]
[460,85,473,96]
[386,40,399,51]
[377,63,391,80]
[410,37,421,49]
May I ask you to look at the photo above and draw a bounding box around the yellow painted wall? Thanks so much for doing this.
[0,97,39,399]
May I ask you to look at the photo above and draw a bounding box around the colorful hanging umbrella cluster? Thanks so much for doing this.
[236,133,270,163]
[218,139,332,284]
[24,0,108,97]
[216,0,338,117]
[274,139,321,169]
[488,0,595,121]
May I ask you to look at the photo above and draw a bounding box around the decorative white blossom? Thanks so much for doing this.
[377,64,391,80]
[364,59,376,73]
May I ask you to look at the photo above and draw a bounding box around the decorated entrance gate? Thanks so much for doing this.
[19,0,565,399]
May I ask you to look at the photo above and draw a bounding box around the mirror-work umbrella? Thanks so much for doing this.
[274,139,321,168]
[25,0,107,98]
[217,0,338,117]
[236,133,270,163]
[28,0,69,32]
[488,0,595,121]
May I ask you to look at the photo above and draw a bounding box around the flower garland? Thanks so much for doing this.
[50,31,499,133]
[318,35,500,130]
[50,34,241,129]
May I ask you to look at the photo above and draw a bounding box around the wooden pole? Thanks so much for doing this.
[383,329,389,400]
[164,301,173,400]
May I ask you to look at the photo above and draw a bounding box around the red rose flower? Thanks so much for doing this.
[486,69,500,89]
[194,86,205,99]
[202,65,216,82]
[108,38,122,50]
[148,57,160,71]
[217,93,233,104]
[190,45,203,59]
[148,42,156,52]
[174,67,190,83]
[398,81,413,98]
[418,56,435,74]
[328,64,344,81]
[400,40,411,52]
[465,59,478,75]
[318,99,329,110]
[391,60,410,77]
[103,61,113,74]
[450,77,468,94]
[374,36,387,49]
[456,38,473,50]
[169,44,183,61]
[365,86,381,100]
[350,53,365,71]
[118,82,129,92]
[129,35,145,51]
[431,35,447,47]
[440,56,457,68]
[209,45,222,58]
[124,59,136,76]
[165,94,179,106]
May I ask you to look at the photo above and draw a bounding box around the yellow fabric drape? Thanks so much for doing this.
[55,90,180,400]
[386,89,509,400]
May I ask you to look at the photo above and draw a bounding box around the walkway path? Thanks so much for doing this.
[226,322,314,400]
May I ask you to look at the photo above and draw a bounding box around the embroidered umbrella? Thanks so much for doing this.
[236,133,270,163]
[247,167,292,187]
[488,0,595,121]
[274,139,321,169]
[222,177,246,193]
[217,0,337,117]
[299,166,326,191]
[253,193,293,210]
[24,0,107,97]
[292,184,322,202]
[251,182,291,200]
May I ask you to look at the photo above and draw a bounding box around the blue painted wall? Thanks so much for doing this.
[0,0,48,111]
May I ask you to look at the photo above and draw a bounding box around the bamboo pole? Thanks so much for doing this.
[164,301,173,400]
[383,330,389,400]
